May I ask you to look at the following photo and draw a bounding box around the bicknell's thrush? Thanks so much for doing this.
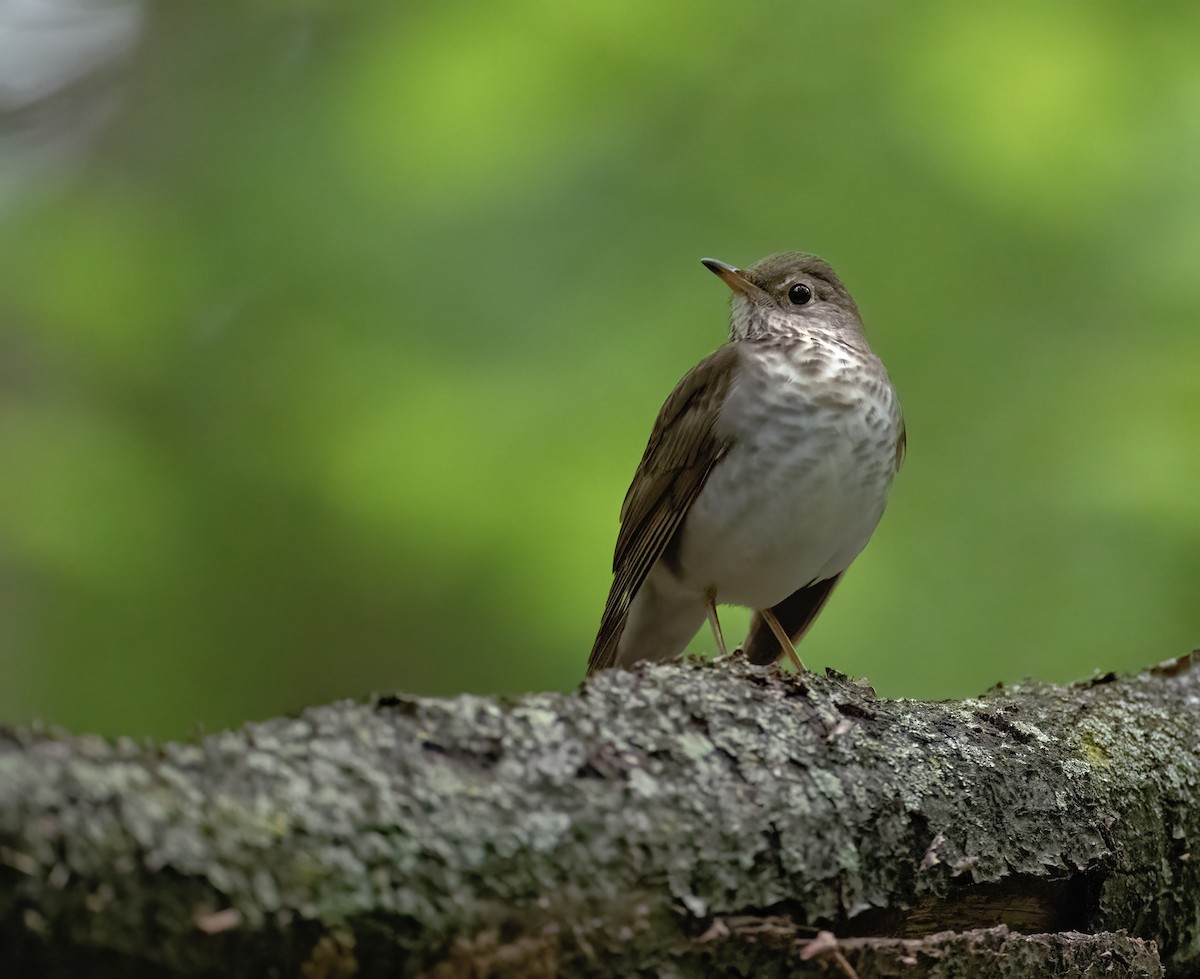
[587,252,904,674]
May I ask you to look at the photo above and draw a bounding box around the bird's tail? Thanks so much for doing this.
[587,586,628,675]
[741,574,842,665]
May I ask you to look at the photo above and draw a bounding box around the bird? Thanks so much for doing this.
[587,252,904,675]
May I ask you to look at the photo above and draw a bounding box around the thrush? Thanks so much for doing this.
[587,252,904,675]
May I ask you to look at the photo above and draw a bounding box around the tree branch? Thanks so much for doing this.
[2,653,1197,977]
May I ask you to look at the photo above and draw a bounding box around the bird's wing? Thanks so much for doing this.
[587,343,740,674]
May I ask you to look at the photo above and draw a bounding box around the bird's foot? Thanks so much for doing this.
[799,930,858,978]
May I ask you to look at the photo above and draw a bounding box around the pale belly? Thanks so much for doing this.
[672,347,900,610]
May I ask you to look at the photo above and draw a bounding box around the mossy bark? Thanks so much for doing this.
[1,653,1196,978]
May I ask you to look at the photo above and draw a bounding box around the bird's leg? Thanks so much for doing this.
[704,593,728,658]
[760,608,806,673]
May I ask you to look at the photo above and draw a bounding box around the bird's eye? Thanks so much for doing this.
[788,283,813,306]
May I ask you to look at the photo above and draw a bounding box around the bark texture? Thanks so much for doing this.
[1,653,1197,978]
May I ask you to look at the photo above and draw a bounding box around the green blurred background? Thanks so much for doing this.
[0,1,1197,738]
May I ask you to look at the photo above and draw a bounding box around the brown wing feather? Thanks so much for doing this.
[741,574,842,665]
[587,343,740,674]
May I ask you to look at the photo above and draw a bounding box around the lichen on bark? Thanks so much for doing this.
[1,653,1196,977]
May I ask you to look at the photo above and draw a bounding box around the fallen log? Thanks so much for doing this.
[1,652,1196,977]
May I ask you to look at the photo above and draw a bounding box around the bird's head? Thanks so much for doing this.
[701,252,865,344]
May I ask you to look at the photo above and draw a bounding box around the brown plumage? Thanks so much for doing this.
[587,344,739,674]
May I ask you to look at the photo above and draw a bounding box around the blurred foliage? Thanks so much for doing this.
[0,0,1197,738]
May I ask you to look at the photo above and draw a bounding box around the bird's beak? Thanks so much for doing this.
[701,258,766,302]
